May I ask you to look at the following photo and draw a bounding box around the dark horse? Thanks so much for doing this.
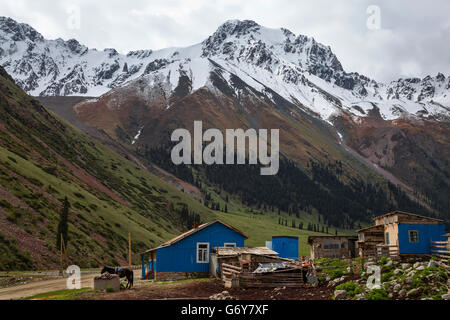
[100,266,134,289]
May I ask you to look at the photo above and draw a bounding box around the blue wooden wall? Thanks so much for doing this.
[398,224,446,254]
[272,236,298,260]
[154,222,245,272]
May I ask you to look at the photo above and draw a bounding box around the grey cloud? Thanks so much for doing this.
[0,0,448,82]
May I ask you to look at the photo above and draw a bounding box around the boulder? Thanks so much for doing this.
[404,278,413,285]
[393,284,402,292]
[398,289,406,298]
[401,263,410,269]
[428,260,437,268]
[334,290,348,300]
[442,294,450,300]
[413,262,421,269]
[385,260,393,267]
[93,273,120,292]
[406,288,421,297]
[416,266,425,271]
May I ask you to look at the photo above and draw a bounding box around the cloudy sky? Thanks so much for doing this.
[1,0,449,82]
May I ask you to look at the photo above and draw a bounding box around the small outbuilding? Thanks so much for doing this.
[271,236,299,260]
[308,236,358,260]
[357,211,446,258]
[141,220,247,280]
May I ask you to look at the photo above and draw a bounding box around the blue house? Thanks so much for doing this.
[358,211,447,257]
[141,220,247,279]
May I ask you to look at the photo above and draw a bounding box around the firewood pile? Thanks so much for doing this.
[94,272,119,280]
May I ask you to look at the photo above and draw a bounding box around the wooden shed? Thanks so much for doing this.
[307,236,358,260]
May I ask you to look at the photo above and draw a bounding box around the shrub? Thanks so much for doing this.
[0,199,12,209]
[73,192,85,199]
[7,156,17,163]
[378,256,387,265]
[105,285,114,293]
[330,270,344,280]
[365,288,389,300]
[381,271,394,283]
[336,281,361,297]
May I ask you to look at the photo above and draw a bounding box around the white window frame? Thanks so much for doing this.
[408,230,419,243]
[223,243,236,248]
[196,242,210,263]
[385,232,390,245]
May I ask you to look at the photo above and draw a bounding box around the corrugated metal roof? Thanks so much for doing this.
[144,220,248,253]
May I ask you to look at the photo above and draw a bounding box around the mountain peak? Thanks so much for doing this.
[0,16,43,43]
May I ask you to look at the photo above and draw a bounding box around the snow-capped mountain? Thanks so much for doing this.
[1,17,449,121]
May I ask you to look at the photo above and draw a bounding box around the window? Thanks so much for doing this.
[358,233,364,241]
[324,243,339,250]
[196,243,209,263]
[385,232,390,245]
[224,243,236,248]
[408,230,419,243]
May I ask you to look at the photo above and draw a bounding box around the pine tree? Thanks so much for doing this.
[57,197,70,249]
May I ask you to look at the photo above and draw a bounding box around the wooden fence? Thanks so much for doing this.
[376,244,400,259]
[431,240,450,259]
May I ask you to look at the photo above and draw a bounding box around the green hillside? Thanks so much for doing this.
[0,66,214,270]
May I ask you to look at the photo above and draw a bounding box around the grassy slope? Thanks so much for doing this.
[0,67,214,269]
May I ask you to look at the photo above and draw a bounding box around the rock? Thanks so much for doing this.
[428,260,437,268]
[385,260,393,267]
[447,279,450,287]
[398,289,406,298]
[334,290,348,300]
[393,269,402,275]
[393,284,402,292]
[325,275,331,281]
[210,291,233,300]
[413,262,421,269]
[406,288,421,297]
[416,266,425,271]
[404,278,413,285]
[442,294,450,300]
[401,263,410,269]
[388,293,393,299]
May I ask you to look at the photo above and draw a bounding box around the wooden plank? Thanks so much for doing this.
[222,263,242,271]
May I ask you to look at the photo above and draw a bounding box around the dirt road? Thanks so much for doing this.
[0,273,95,300]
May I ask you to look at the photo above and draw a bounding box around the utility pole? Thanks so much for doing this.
[128,232,132,266]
